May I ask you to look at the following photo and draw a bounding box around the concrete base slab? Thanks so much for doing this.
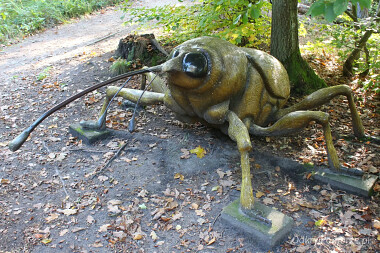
[69,123,111,145]
[314,168,378,197]
[221,199,294,248]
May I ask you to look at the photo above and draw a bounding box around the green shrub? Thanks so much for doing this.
[0,0,123,44]
[110,58,131,75]
[123,0,271,47]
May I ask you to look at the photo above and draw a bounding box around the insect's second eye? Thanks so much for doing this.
[182,53,208,78]
[171,50,180,58]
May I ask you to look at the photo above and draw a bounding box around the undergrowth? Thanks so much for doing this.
[122,0,272,48]
[0,0,123,44]
[299,14,379,94]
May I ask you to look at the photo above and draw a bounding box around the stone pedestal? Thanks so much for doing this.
[314,168,378,197]
[221,199,293,248]
[69,123,110,144]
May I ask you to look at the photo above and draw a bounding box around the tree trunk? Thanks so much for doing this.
[343,2,380,77]
[270,0,326,94]
[343,30,373,77]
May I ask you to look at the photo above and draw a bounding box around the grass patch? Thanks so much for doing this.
[0,0,123,44]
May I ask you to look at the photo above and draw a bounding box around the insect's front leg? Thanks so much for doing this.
[80,86,165,130]
[226,111,254,210]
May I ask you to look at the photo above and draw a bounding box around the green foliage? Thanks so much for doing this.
[123,0,271,47]
[0,0,123,44]
[37,66,52,81]
[308,0,372,22]
[110,58,131,75]
[306,0,379,93]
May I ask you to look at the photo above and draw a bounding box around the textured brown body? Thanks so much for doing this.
[164,37,290,128]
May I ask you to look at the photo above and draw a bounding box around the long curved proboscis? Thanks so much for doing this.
[8,65,162,151]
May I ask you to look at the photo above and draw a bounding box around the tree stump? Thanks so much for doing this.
[115,34,168,69]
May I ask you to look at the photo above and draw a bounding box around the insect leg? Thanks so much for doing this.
[250,111,340,170]
[274,85,364,138]
[226,111,254,210]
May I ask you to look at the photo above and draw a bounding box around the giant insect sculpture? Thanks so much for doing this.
[9,36,365,211]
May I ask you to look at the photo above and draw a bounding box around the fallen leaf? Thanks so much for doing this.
[41,238,52,244]
[139,203,147,209]
[34,234,44,239]
[55,153,67,161]
[195,209,205,217]
[133,233,144,240]
[98,224,110,232]
[58,208,78,215]
[72,227,85,233]
[216,168,225,179]
[296,244,310,253]
[255,191,265,198]
[180,149,190,159]
[211,186,220,191]
[152,208,165,220]
[373,220,380,229]
[107,205,120,214]
[91,242,103,248]
[45,213,59,223]
[165,201,178,211]
[263,197,274,205]
[150,231,158,241]
[219,179,235,187]
[190,146,206,158]
[108,199,122,205]
[190,203,199,210]
[138,189,148,198]
[197,218,206,225]
[174,173,184,181]
[98,175,108,182]
[113,231,127,239]
[315,219,327,227]
[86,215,95,224]
[207,237,216,245]
[59,229,69,236]
[172,212,183,221]
[1,178,10,184]
[284,203,300,212]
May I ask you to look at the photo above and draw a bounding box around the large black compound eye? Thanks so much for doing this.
[182,52,208,78]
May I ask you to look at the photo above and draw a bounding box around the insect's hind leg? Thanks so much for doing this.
[250,111,340,170]
[274,85,365,138]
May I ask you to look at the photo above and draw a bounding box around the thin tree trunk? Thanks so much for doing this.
[343,2,380,77]
[270,0,326,94]
[343,30,374,77]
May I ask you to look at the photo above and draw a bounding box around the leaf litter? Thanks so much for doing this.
[0,4,379,253]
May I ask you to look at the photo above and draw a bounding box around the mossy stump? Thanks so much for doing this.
[114,34,168,70]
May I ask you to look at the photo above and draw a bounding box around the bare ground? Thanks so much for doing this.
[0,1,379,252]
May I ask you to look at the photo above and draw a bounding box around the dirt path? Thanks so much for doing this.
[0,1,379,253]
